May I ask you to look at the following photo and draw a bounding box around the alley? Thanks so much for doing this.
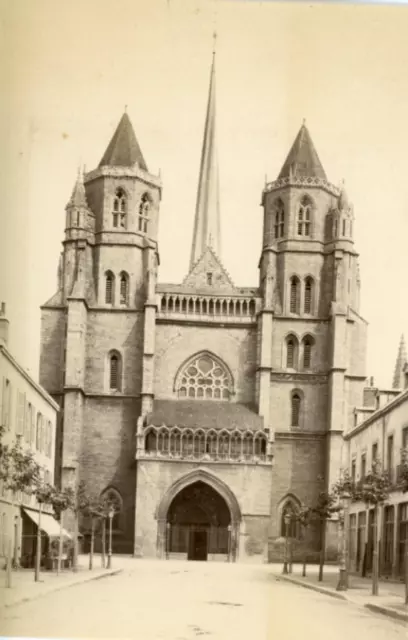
[0,559,406,639]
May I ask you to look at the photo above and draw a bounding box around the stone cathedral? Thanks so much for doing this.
[39,54,368,562]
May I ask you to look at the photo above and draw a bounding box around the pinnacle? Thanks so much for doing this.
[99,112,148,170]
[278,122,327,180]
[67,168,88,208]
[392,334,407,388]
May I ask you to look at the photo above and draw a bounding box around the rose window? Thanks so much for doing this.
[178,354,231,400]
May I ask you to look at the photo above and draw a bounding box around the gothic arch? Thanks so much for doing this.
[277,493,301,538]
[173,350,234,399]
[155,468,242,524]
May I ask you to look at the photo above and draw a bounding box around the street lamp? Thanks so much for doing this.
[336,491,351,591]
[106,507,114,570]
[282,513,290,575]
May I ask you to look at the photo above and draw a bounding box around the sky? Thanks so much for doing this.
[0,0,407,389]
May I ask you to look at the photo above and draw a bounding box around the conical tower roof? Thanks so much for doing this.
[392,334,407,389]
[99,112,148,170]
[278,122,327,180]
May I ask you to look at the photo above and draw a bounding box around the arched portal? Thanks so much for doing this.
[168,481,230,561]
[156,469,241,562]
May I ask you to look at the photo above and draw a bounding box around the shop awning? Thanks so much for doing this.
[23,508,72,539]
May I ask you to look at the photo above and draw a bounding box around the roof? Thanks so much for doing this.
[278,123,327,180]
[99,112,148,170]
[146,399,264,431]
[67,170,88,208]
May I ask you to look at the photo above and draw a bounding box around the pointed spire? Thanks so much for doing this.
[99,112,148,170]
[278,122,327,180]
[189,50,221,270]
[392,334,407,389]
[67,167,88,208]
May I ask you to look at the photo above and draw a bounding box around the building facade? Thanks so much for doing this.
[344,370,408,578]
[39,56,369,562]
[0,303,59,568]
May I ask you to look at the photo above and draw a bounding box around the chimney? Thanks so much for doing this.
[0,302,9,346]
[370,376,374,387]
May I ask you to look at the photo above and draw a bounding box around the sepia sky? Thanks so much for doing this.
[1,0,408,389]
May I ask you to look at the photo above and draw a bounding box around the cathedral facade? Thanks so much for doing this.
[39,55,368,562]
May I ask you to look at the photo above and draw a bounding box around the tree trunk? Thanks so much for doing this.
[372,505,379,596]
[73,512,78,572]
[89,518,95,570]
[57,512,64,575]
[318,518,326,582]
[34,502,43,582]
[101,519,106,569]
[404,539,408,606]
[6,499,14,588]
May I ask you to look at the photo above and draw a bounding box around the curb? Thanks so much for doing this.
[364,603,408,624]
[0,568,123,612]
[274,574,348,601]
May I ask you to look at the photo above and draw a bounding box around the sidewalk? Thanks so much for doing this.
[0,554,123,613]
[270,563,408,623]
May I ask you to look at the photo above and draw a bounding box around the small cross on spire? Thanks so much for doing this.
[124,104,128,113]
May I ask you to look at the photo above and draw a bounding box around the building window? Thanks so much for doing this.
[119,272,129,305]
[302,336,313,369]
[109,352,121,391]
[372,442,378,469]
[273,199,285,239]
[361,453,366,479]
[351,459,356,483]
[176,353,232,401]
[206,272,213,286]
[304,277,314,314]
[105,271,115,304]
[289,276,300,314]
[2,378,11,430]
[387,435,394,476]
[291,392,301,427]
[342,219,346,236]
[297,196,312,236]
[286,335,298,369]
[36,413,42,451]
[30,408,36,445]
[138,192,151,233]
[113,188,127,228]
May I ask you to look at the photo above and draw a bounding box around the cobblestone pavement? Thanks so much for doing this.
[0,559,406,639]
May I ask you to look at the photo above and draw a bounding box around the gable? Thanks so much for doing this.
[182,247,235,291]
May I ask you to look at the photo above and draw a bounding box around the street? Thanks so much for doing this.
[0,559,406,639]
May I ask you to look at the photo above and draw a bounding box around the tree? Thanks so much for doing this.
[0,426,40,587]
[33,481,55,582]
[47,486,75,575]
[311,489,338,582]
[345,460,392,596]
[81,493,105,570]
[295,504,313,577]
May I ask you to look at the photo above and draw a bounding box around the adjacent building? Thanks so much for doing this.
[39,54,370,562]
[344,359,408,578]
[0,303,60,567]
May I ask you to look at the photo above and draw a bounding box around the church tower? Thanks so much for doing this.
[259,123,367,555]
[40,112,162,540]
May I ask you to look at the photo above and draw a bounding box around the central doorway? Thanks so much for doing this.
[166,481,231,561]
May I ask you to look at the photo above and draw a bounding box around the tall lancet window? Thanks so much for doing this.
[291,392,302,427]
[105,271,115,304]
[304,277,314,314]
[113,188,127,228]
[138,193,151,233]
[119,272,129,305]
[297,196,312,236]
[289,276,300,314]
[273,199,285,239]
[109,352,122,391]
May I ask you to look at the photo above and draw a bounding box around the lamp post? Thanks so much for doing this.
[282,513,290,575]
[107,507,114,570]
[336,491,351,591]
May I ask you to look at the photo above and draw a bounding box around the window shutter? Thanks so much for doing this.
[16,391,25,436]
[1,377,6,427]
